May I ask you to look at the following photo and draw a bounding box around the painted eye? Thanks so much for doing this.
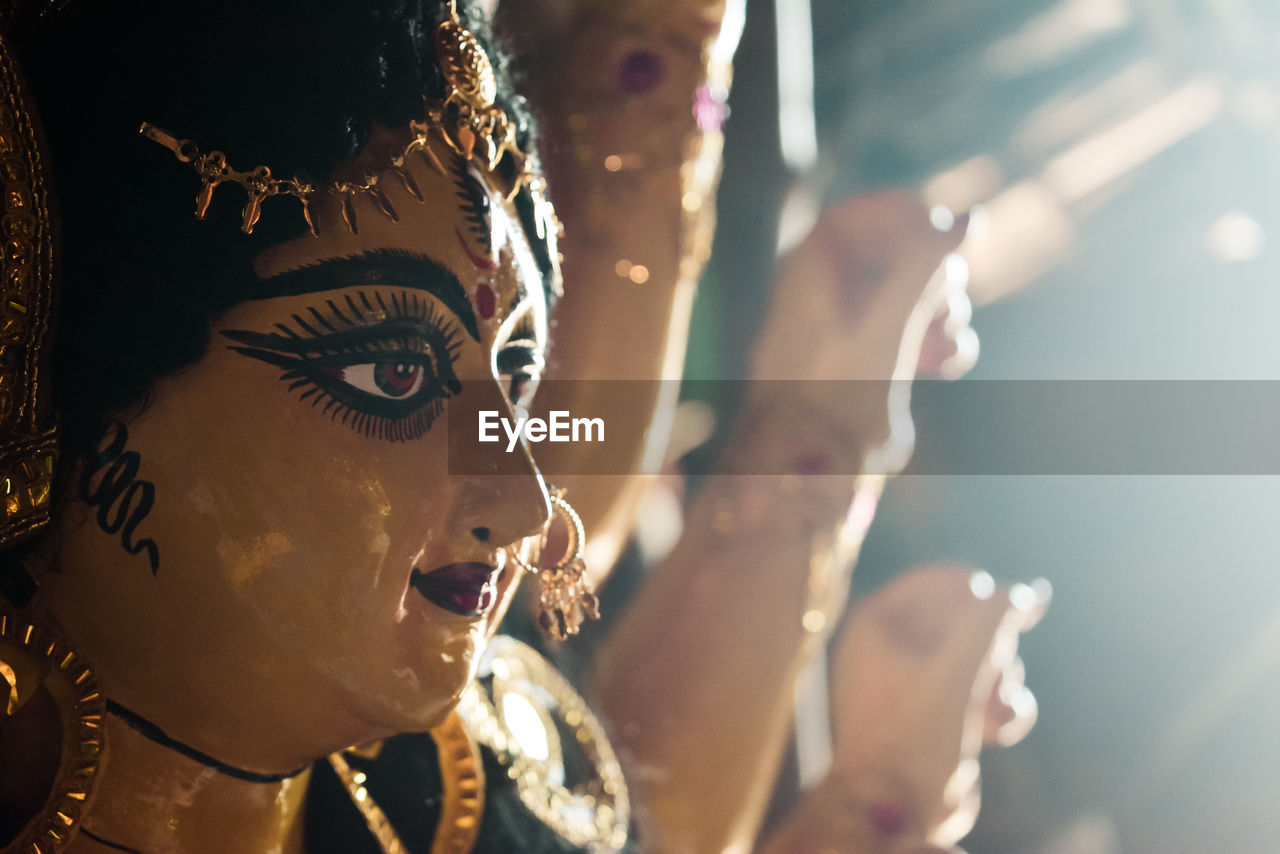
[328,361,429,399]
[222,290,465,443]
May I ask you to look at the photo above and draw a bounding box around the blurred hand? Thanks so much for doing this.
[759,564,1048,853]
[751,190,973,383]
[748,191,975,463]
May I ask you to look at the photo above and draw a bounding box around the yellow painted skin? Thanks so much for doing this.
[37,127,551,854]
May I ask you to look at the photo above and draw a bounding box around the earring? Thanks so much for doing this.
[507,488,600,640]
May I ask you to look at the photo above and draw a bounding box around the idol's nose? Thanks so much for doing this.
[452,448,552,549]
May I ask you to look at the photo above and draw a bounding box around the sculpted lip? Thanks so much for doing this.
[409,562,498,617]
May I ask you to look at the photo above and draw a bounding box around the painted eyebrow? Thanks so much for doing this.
[256,248,480,342]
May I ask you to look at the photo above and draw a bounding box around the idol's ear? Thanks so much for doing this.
[0,6,59,551]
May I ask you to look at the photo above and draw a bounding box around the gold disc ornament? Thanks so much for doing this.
[0,610,108,854]
[458,636,628,852]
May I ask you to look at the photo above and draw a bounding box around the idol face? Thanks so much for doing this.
[46,127,552,772]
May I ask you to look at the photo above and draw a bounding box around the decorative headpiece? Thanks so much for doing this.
[139,0,546,239]
[0,4,59,552]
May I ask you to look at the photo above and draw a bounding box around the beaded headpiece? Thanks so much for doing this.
[139,0,554,242]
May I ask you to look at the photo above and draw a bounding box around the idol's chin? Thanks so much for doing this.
[319,615,486,741]
[338,663,476,739]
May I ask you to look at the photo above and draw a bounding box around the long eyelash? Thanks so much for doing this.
[345,294,367,323]
[292,314,321,337]
[266,289,461,356]
[453,159,492,253]
[328,299,356,327]
[308,306,339,333]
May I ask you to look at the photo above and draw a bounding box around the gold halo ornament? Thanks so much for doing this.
[0,609,108,854]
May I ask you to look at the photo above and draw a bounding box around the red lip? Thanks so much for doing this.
[409,562,499,617]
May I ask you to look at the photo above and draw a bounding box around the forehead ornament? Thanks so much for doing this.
[137,123,318,236]
[429,0,523,176]
[138,0,547,238]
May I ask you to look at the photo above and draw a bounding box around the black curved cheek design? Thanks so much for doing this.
[79,421,160,575]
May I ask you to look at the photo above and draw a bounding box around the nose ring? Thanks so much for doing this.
[507,487,599,640]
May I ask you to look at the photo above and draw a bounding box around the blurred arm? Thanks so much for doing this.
[588,193,972,852]
[495,0,744,581]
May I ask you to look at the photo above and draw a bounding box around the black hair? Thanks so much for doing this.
[18,0,545,460]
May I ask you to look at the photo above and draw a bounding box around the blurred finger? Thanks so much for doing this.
[993,679,1038,747]
[940,325,979,379]
[917,270,978,378]
[918,311,979,379]
[982,654,1037,747]
[1008,577,1052,631]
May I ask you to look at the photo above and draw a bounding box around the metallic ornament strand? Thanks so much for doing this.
[137,0,552,238]
[137,123,317,236]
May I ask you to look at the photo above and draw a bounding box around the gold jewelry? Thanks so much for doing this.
[326,712,484,854]
[459,636,629,851]
[137,123,318,236]
[507,488,600,640]
[138,1,544,238]
[0,17,58,552]
[0,608,108,854]
[430,712,485,854]
[328,750,407,854]
[430,0,525,180]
